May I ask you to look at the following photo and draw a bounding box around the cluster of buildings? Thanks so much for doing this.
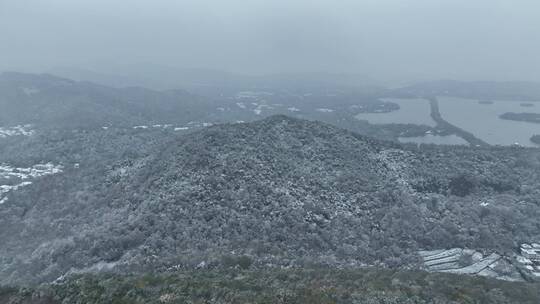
[418,244,540,282]
[418,248,523,281]
[517,243,540,277]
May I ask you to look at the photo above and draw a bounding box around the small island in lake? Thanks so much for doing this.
[478,100,494,105]
[520,102,535,107]
[531,135,540,145]
[499,112,540,123]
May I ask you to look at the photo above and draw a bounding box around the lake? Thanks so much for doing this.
[355,97,540,147]
[355,98,435,127]
[438,97,540,147]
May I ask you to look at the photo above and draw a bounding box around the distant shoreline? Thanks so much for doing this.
[500,112,540,124]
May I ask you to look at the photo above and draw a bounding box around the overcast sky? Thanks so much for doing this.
[1,0,539,83]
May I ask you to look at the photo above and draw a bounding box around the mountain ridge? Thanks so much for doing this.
[0,72,214,129]
[1,115,539,286]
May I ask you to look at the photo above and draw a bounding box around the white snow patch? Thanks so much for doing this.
[517,256,532,265]
[0,125,35,138]
[0,163,63,179]
[131,122,212,131]
[316,108,335,113]
[54,260,119,284]
[235,91,273,99]
[288,107,300,112]
[0,163,63,205]
[21,87,40,95]
[252,103,274,115]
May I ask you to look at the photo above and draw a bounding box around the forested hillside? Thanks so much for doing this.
[0,72,215,129]
[2,268,540,304]
[1,115,539,286]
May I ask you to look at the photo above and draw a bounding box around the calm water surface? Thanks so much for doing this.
[355,97,540,146]
[355,98,435,127]
[438,97,540,147]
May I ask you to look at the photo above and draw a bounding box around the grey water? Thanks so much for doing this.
[355,98,435,127]
[355,97,540,147]
[438,97,540,147]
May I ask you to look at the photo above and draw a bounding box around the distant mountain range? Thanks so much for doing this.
[0,72,215,129]
[47,65,382,94]
[393,80,540,101]
[0,71,407,143]
[46,66,540,102]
